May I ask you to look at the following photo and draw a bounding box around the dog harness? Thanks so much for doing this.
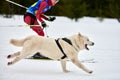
[55,38,72,59]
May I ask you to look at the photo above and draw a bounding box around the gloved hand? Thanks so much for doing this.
[48,17,56,21]
[41,22,47,28]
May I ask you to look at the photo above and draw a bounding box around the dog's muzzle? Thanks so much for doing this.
[85,42,94,50]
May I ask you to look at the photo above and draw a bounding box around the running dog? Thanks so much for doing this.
[7,33,94,74]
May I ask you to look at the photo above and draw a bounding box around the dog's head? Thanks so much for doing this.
[76,33,94,50]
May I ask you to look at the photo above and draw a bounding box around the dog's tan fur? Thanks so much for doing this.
[7,33,94,74]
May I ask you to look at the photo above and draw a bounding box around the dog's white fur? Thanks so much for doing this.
[7,33,94,74]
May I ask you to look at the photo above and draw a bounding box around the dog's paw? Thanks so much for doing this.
[8,62,12,65]
[7,55,11,59]
[63,70,70,73]
[88,70,93,74]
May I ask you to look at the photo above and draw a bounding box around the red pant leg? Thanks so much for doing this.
[32,19,45,36]
[24,15,32,24]
[31,26,45,36]
[24,14,45,36]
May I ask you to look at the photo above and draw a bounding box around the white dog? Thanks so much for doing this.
[7,33,94,74]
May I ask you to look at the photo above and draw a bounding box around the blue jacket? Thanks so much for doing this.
[27,0,51,15]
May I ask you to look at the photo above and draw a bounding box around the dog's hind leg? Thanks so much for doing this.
[7,51,20,59]
[71,58,93,74]
[8,56,21,65]
[61,60,70,72]
[7,50,33,66]
[8,43,35,65]
[7,40,37,66]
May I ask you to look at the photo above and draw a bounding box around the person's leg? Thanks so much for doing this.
[24,13,45,36]
[24,13,33,25]
[32,20,45,36]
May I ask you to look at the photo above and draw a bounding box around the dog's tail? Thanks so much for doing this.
[10,36,31,47]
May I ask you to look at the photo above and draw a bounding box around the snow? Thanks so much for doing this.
[0,15,120,80]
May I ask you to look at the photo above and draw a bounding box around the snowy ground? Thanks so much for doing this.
[0,15,120,80]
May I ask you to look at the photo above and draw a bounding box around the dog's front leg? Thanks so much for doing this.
[61,60,70,72]
[71,59,93,74]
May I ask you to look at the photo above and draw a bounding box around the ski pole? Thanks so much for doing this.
[5,0,28,9]
[1,24,49,27]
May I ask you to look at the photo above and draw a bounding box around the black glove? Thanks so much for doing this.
[48,17,56,21]
[41,22,47,28]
